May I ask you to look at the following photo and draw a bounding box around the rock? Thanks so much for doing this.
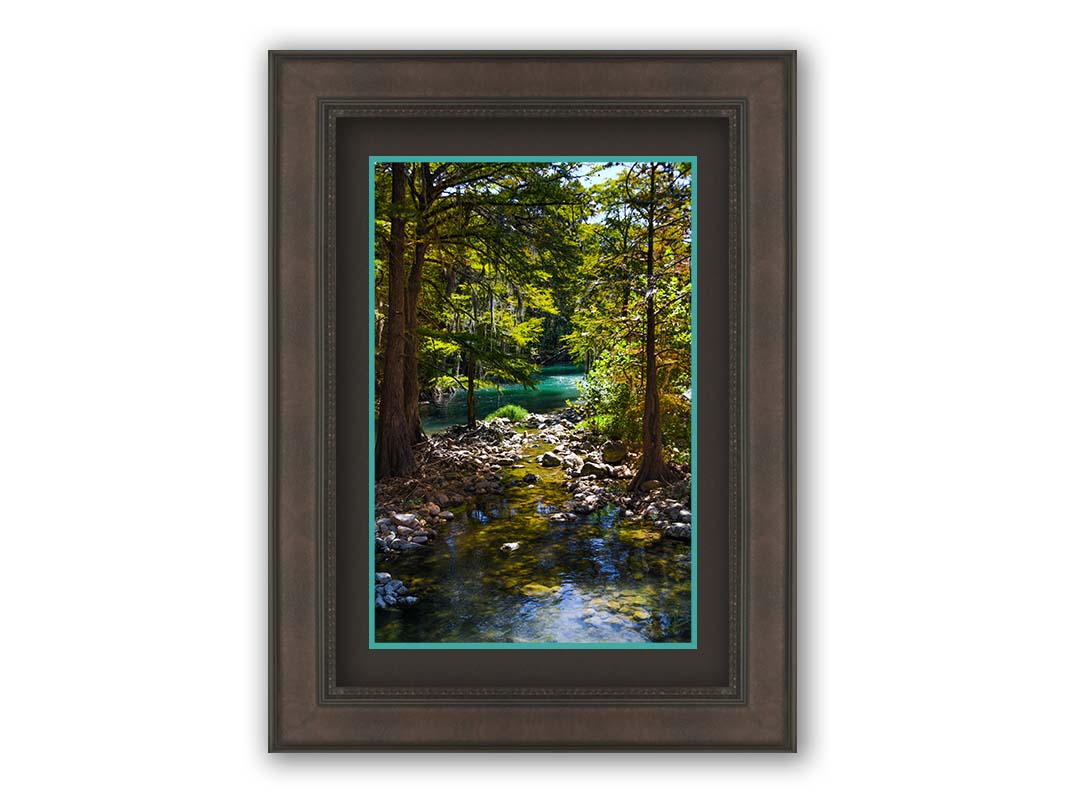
[425,503,441,515]
[548,513,569,523]
[384,579,404,594]
[384,593,397,606]
[666,504,685,522]
[619,528,662,546]
[375,596,387,610]
[374,572,391,583]
[580,461,613,479]
[520,582,556,597]
[398,595,417,606]
[640,480,663,492]
[679,509,691,523]
[562,453,584,471]
[392,512,418,526]
[631,608,652,621]
[412,535,429,544]
[602,440,627,464]
[500,541,520,552]
[522,472,540,484]
[392,540,425,551]
[665,522,692,540]
[540,451,562,467]
[396,525,414,537]
[438,510,454,521]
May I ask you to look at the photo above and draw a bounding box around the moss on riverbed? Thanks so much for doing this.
[375,424,691,644]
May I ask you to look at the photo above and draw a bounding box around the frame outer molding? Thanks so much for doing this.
[269,51,796,751]
[321,100,744,703]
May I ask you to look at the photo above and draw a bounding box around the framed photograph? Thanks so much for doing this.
[269,51,796,750]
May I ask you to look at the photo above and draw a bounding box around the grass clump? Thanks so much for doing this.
[485,404,529,422]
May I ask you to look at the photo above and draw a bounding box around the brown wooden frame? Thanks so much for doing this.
[269,50,796,751]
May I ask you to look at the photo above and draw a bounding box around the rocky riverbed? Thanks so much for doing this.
[373,410,692,641]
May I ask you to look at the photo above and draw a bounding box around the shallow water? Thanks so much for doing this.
[375,438,692,644]
[420,364,584,434]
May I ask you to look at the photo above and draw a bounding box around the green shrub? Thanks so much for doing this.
[485,404,529,422]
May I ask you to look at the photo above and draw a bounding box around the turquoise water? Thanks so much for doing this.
[420,364,584,433]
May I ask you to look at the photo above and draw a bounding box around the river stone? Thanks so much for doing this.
[580,461,612,479]
[392,512,418,526]
[548,512,569,523]
[679,509,691,523]
[375,572,391,583]
[398,596,417,606]
[374,596,387,610]
[665,522,692,540]
[412,535,429,544]
[424,503,441,515]
[602,440,627,464]
[437,510,454,521]
[523,472,540,484]
[562,453,584,471]
[396,525,414,537]
[520,582,556,597]
[540,451,562,467]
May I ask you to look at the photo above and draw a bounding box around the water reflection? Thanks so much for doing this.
[375,439,692,644]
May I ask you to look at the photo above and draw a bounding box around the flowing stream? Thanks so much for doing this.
[376,438,692,645]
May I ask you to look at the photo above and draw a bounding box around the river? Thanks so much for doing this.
[419,364,585,434]
[378,375,693,645]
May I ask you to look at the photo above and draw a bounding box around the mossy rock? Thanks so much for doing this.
[520,582,556,597]
[618,528,662,547]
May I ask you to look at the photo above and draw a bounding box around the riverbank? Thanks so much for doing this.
[374,410,692,642]
[375,409,692,554]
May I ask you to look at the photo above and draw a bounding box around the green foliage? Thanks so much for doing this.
[485,404,529,422]
[373,160,692,456]
[567,162,693,455]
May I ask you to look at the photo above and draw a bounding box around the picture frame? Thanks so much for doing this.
[269,50,796,751]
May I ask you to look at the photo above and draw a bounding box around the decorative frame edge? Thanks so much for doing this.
[315,100,749,704]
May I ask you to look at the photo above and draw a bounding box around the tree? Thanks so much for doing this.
[374,161,584,466]
[372,160,691,482]
[375,163,414,478]
[564,162,692,486]
[628,163,679,490]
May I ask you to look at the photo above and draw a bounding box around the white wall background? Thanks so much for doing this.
[1,1,1064,796]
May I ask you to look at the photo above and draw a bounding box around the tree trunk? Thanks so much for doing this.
[376,163,414,478]
[466,352,476,428]
[629,164,678,492]
[403,163,432,445]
